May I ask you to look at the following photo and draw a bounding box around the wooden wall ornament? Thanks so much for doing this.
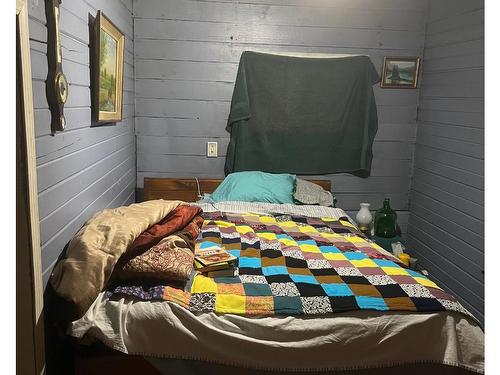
[45,0,68,132]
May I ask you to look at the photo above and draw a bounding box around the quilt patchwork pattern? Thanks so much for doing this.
[108,212,472,320]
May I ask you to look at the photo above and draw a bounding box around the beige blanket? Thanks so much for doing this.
[71,293,484,373]
[50,199,182,318]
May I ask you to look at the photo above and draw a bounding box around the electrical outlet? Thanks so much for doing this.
[207,142,218,158]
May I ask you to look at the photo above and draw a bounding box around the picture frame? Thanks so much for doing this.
[91,11,124,123]
[380,57,421,89]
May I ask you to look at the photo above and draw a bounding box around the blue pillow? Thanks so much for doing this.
[211,171,296,204]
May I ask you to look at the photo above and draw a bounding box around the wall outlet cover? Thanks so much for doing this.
[207,141,218,157]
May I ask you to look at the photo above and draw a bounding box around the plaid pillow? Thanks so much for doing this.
[294,178,335,207]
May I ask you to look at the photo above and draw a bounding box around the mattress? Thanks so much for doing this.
[69,202,484,373]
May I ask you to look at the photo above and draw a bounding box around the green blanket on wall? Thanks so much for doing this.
[224,52,380,177]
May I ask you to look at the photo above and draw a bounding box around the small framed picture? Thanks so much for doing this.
[92,11,125,123]
[380,57,421,89]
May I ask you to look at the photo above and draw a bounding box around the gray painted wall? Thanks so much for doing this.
[408,0,484,323]
[28,0,136,286]
[132,0,431,234]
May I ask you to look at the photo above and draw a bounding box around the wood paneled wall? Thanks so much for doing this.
[408,0,484,323]
[28,0,136,286]
[132,0,430,233]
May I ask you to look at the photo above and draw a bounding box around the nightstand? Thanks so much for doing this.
[369,235,405,253]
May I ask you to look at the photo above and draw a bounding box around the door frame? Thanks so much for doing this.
[17,0,46,373]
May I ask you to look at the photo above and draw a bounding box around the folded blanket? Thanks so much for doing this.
[118,205,203,265]
[115,214,205,281]
[49,199,183,320]
[119,235,196,282]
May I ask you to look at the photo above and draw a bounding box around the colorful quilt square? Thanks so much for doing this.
[213,276,242,284]
[299,244,321,253]
[260,249,283,259]
[290,274,319,284]
[365,275,397,285]
[285,257,308,268]
[245,296,274,314]
[382,267,410,276]
[265,274,293,283]
[314,275,344,284]
[344,251,367,260]
[385,297,416,311]
[413,277,438,288]
[329,296,359,312]
[239,257,261,268]
[295,282,326,296]
[374,284,407,298]
[227,249,241,258]
[261,256,286,267]
[239,275,267,284]
[189,293,215,312]
[400,284,433,298]
[241,242,260,250]
[427,286,453,300]
[239,248,260,258]
[191,276,217,293]
[373,259,399,267]
[407,269,425,278]
[243,282,273,296]
[287,267,313,276]
[224,242,243,250]
[323,253,348,261]
[260,239,281,251]
[319,245,341,253]
[217,283,245,295]
[322,283,353,297]
[358,267,386,276]
[303,252,327,260]
[281,248,305,260]
[329,260,353,268]
[350,259,378,268]
[305,259,332,269]
[301,296,333,314]
[257,232,277,241]
[235,225,253,234]
[340,276,371,285]
[273,296,303,315]
[355,296,388,311]
[410,297,446,312]
[309,268,338,276]
[215,294,246,314]
[349,284,382,297]
[334,267,363,276]
[238,267,264,276]
[262,266,288,276]
[269,282,300,297]
[390,275,418,284]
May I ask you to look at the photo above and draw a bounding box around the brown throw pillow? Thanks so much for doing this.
[119,235,195,281]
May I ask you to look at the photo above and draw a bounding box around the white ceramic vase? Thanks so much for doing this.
[356,203,373,231]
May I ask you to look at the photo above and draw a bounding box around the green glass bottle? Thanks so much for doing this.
[374,198,397,238]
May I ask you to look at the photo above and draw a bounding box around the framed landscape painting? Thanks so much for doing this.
[380,57,421,89]
[92,11,124,123]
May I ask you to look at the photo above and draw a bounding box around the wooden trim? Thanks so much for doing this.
[144,178,331,202]
[17,1,46,373]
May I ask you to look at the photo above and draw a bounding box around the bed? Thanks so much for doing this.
[52,177,484,374]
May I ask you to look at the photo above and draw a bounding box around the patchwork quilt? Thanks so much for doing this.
[107,212,472,320]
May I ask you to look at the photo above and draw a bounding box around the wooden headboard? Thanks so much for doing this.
[143,178,331,202]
